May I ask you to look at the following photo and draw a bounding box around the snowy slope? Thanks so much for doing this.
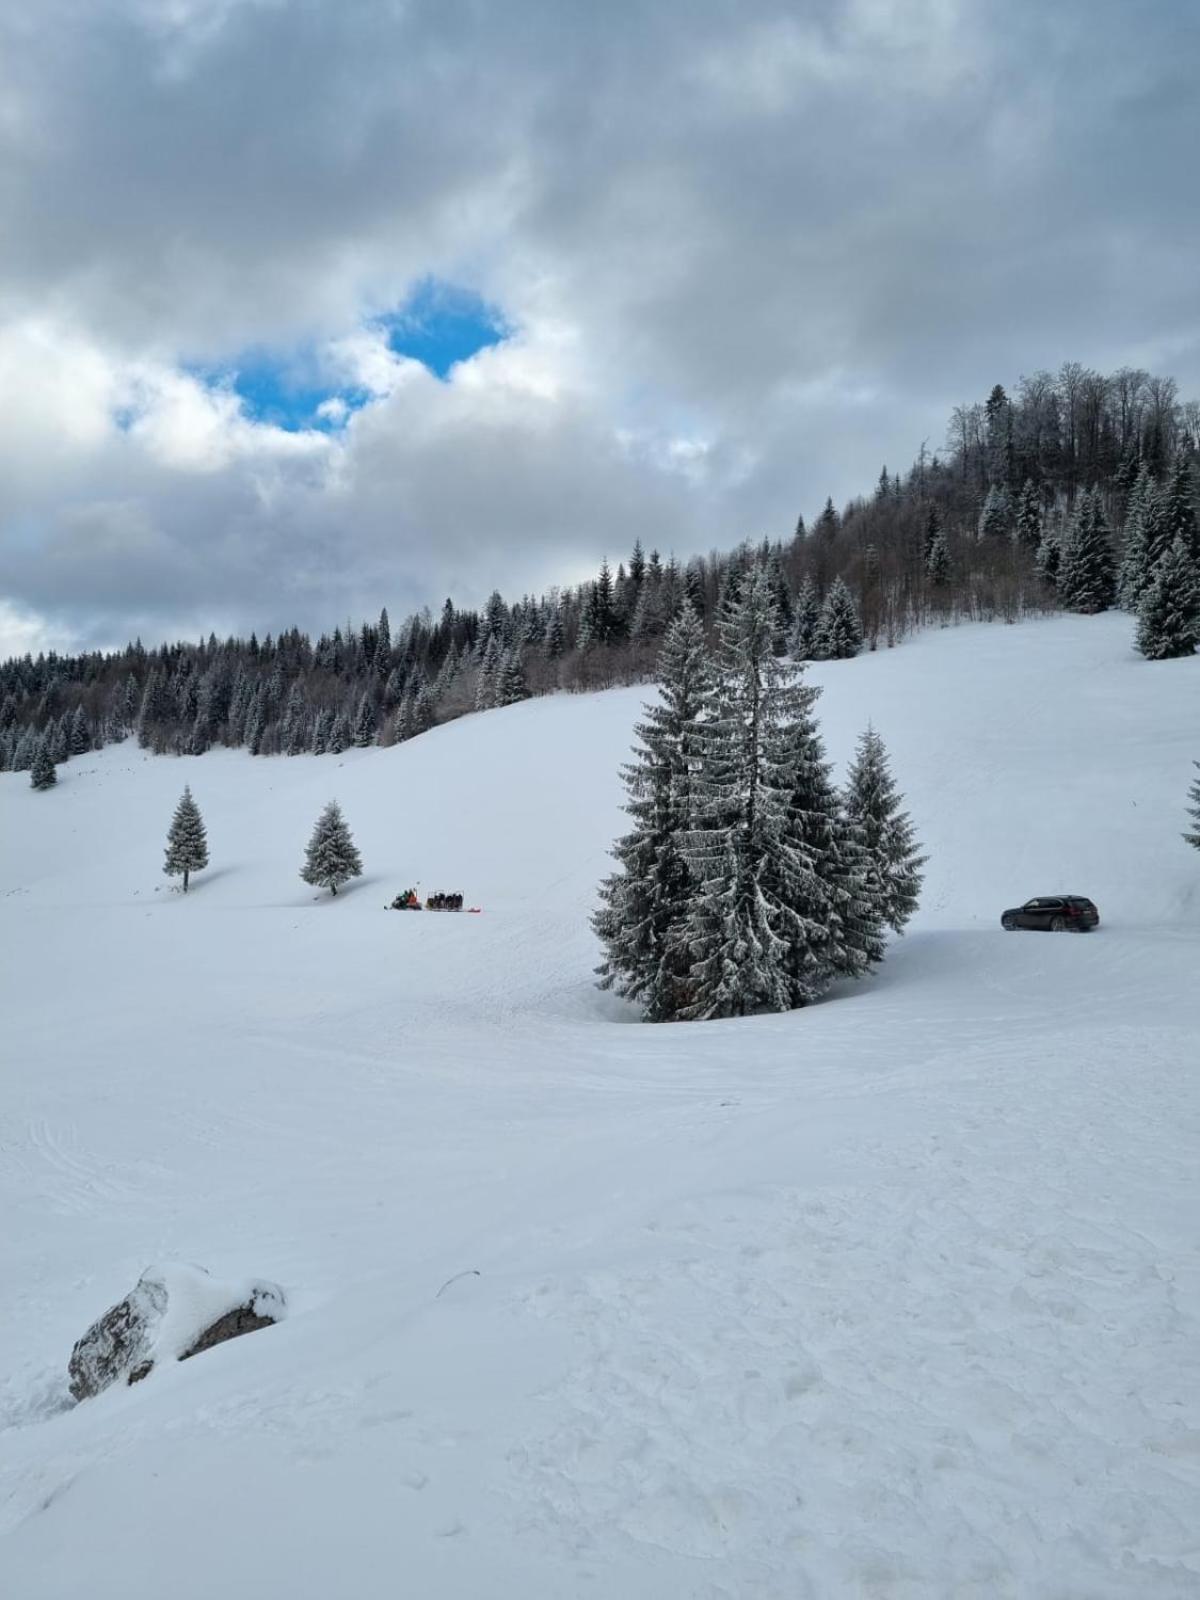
[1,613,1198,1599]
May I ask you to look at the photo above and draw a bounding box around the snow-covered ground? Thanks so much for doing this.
[1,614,1198,1599]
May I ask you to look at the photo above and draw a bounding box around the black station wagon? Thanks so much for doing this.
[1001,895,1100,932]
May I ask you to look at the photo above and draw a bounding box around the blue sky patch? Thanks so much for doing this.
[209,353,370,433]
[178,279,511,434]
[377,279,509,378]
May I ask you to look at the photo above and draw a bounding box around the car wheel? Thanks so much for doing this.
[1049,915,1066,932]
[1002,914,1016,930]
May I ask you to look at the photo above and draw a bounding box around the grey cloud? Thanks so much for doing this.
[0,0,1197,652]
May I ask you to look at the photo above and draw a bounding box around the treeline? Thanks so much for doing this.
[3,360,1197,780]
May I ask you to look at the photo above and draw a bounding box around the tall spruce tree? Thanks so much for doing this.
[593,604,711,1021]
[475,635,500,711]
[1014,480,1043,551]
[1136,536,1200,659]
[680,568,851,1019]
[1117,467,1157,610]
[1162,458,1199,563]
[69,704,91,756]
[813,577,863,659]
[328,711,351,754]
[312,707,334,754]
[1035,523,1061,588]
[926,528,951,587]
[412,682,437,733]
[978,485,1010,541]
[301,800,363,896]
[843,728,925,936]
[922,502,942,562]
[495,648,530,707]
[352,693,377,748]
[1058,489,1116,613]
[163,785,209,892]
[1184,762,1200,852]
[773,666,877,990]
[789,577,821,660]
[29,736,57,791]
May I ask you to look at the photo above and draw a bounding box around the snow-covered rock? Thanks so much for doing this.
[68,1265,286,1401]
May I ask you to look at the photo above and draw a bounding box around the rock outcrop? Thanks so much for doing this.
[68,1264,286,1401]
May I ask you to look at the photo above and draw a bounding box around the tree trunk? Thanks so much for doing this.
[183,869,189,892]
[330,882,337,896]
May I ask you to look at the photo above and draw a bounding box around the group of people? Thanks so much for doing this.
[388,889,465,911]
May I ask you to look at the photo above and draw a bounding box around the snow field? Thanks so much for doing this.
[1,613,1198,1597]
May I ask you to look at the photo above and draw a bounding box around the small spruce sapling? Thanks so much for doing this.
[163,785,209,892]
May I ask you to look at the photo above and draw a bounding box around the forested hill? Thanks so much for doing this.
[3,362,1198,773]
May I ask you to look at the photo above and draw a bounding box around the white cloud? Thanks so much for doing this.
[0,598,69,661]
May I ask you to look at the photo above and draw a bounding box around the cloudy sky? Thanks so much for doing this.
[0,0,1196,655]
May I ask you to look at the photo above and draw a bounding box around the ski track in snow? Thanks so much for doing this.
[1,614,1198,1598]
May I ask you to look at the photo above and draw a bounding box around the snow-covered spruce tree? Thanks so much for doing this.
[789,577,821,660]
[977,484,1010,541]
[773,662,880,989]
[1058,489,1115,613]
[813,577,863,659]
[1184,762,1200,852]
[843,727,925,936]
[1035,521,1061,588]
[1014,479,1043,552]
[412,682,437,733]
[922,502,942,562]
[593,603,711,1021]
[351,693,377,748]
[1136,537,1200,660]
[475,635,500,711]
[1116,467,1157,610]
[1162,457,1199,564]
[495,648,530,707]
[312,707,334,755]
[680,568,851,1019]
[544,607,565,661]
[69,704,91,756]
[300,800,363,896]
[328,711,351,754]
[925,528,951,588]
[29,736,57,790]
[163,785,209,892]
[12,728,36,771]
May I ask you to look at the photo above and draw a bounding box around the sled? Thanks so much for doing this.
[385,900,481,913]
